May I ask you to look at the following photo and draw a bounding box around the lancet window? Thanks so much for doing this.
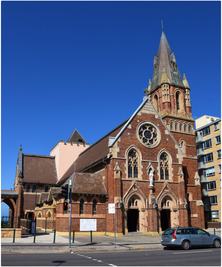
[80,199,84,215]
[128,149,139,178]
[160,152,170,180]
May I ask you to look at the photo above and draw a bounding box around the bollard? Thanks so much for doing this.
[13,229,15,243]
[90,230,92,243]
[33,226,36,243]
[53,229,56,243]
[72,231,75,243]
[214,228,216,235]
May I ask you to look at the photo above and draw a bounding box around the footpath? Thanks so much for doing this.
[1,228,220,254]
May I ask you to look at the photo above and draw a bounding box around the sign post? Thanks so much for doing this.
[108,203,116,248]
[69,179,72,248]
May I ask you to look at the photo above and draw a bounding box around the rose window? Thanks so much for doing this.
[137,122,160,148]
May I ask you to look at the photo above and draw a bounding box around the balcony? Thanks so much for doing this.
[200,174,207,183]
[196,135,204,144]
[197,148,205,157]
[202,189,208,196]
[198,162,206,170]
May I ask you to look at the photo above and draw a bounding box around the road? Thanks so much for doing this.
[2,248,221,266]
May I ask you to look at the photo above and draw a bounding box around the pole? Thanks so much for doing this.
[114,208,116,248]
[72,230,75,243]
[13,229,15,243]
[90,230,92,243]
[53,229,56,243]
[69,180,72,248]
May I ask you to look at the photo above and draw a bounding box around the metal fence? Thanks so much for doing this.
[1,216,20,228]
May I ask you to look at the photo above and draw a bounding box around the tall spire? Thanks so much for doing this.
[150,30,184,92]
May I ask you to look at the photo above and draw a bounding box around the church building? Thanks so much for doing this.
[12,29,205,235]
[55,29,205,235]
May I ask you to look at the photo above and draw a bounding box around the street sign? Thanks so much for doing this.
[108,203,115,214]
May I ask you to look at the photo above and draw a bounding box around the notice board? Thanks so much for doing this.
[80,219,97,231]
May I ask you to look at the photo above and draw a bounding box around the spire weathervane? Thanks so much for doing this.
[161,20,164,32]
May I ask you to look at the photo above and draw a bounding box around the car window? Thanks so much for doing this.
[185,229,190,234]
[189,228,196,235]
[176,229,182,235]
[163,229,174,235]
[196,229,207,235]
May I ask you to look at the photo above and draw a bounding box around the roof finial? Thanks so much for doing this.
[161,20,164,32]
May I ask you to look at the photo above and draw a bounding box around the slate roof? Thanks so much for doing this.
[150,30,184,92]
[69,173,107,195]
[1,190,18,197]
[22,154,57,184]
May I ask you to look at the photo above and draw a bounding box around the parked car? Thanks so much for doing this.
[161,227,221,250]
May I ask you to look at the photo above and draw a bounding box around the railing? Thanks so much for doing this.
[197,148,205,156]
[196,135,204,143]
[202,189,208,196]
[1,216,20,228]
[198,162,206,169]
[200,174,207,182]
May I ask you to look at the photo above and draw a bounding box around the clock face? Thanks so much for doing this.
[137,122,161,148]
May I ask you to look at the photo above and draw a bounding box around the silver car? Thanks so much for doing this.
[161,227,221,250]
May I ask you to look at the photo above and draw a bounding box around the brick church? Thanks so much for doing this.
[13,29,205,235]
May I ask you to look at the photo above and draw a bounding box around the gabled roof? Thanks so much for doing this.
[69,172,107,196]
[22,154,58,184]
[110,96,183,154]
[66,129,89,145]
[58,119,128,183]
[150,30,184,92]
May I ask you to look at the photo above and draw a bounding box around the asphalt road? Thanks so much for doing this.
[2,248,221,266]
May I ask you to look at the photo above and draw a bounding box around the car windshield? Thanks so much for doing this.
[163,229,174,235]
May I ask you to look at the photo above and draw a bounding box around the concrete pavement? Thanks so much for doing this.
[1,228,220,254]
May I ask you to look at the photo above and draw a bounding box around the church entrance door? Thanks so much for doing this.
[127,209,139,232]
[161,209,171,231]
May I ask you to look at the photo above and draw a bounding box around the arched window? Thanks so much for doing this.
[184,124,187,132]
[93,199,97,215]
[32,185,36,193]
[188,124,192,133]
[27,185,30,192]
[175,122,178,131]
[153,94,159,112]
[80,199,84,215]
[45,186,48,192]
[48,211,51,218]
[179,139,186,155]
[38,213,41,218]
[176,91,180,110]
[160,152,169,180]
[128,149,138,178]
[170,121,173,131]
[179,123,182,132]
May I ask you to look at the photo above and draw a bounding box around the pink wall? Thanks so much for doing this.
[50,142,89,181]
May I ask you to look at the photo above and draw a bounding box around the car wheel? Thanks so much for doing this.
[213,239,221,248]
[182,240,190,250]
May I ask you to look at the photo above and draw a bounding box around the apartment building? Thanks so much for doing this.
[195,115,221,225]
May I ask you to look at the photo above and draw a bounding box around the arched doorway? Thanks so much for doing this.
[159,195,178,231]
[125,194,145,233]
[127,209,139,232]
[161,209,171,231]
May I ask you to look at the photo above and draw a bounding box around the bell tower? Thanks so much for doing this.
[145,29,195,136]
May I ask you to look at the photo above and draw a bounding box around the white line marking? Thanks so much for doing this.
[173,250,213,255]
[97,260,102,262]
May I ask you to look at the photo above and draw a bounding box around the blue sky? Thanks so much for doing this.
[1,1,221,216]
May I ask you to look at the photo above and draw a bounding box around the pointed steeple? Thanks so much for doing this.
[150,31,184,92]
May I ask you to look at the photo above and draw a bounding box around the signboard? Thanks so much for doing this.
[80,219,97,231]
[108,203,115,214]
